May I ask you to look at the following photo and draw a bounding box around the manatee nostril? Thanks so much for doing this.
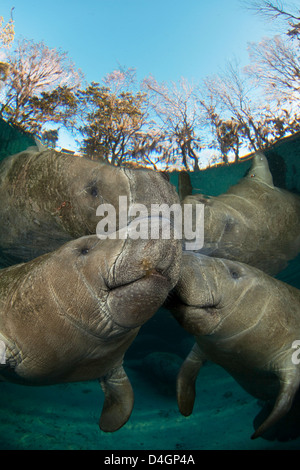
[90,187,98,197]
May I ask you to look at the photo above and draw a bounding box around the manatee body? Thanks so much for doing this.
[0,148,179,266]
[169,252,300,440]
[0,223,181,432]
[182,152,300,275]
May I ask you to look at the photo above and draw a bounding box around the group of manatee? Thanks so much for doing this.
[0,147,300,442]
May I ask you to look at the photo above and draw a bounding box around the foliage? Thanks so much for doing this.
[0,11,15,88]
[77,81,149,166]
[0,38,82,135]
[29,86,79,133]
[0,12,15,49]
[1,2,299,169]
[40,129,59,148]
[76,42,300,168]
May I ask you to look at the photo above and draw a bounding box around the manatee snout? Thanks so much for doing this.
[106,217,182,328]
[64,217,182,331]
[166,253,218,335]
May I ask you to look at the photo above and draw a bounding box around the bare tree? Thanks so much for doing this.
[244,1,300,40]
[142,76,203,170]
[198,84,245,163]
[103,66,137,94]
[246,35,300,102]
[0,38,83,134]
[200,62,265,156]
[237,1,300,146]
[198,57,298,159]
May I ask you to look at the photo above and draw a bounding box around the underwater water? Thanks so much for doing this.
[1,131,300,451]
[1,306,300,451]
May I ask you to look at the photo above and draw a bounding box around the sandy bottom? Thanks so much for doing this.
[1,361,300,451]
[0,309,300,451]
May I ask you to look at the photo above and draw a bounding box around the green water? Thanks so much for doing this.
[0,130,300,450]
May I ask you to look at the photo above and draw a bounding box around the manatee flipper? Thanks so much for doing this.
[99,364,134,432]
[177,342,206,416]
[251,366,300,439]
[253,394,300,441]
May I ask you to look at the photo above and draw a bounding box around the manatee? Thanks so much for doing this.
[182,152,300,275]
[168,252,300,440]
[0,148,179,266]
[0,219,181,432]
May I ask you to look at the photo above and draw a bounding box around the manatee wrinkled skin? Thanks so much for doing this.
[0,148,179,266]
[168,252,300,440]
[182,152,300,275]
[0,225,181,432]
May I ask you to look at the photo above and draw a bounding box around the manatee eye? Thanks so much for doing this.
[80,248,89,255]
[86,180,98,197]
[90,186,98,197]
[224,217,236,232]
[230,269,240,279]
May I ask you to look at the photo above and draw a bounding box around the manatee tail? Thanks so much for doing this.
[251,366,300,440]
[177,342,206,416]
[99,364,134,432]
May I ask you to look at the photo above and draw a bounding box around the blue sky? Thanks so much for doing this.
[1,0,277,151]
[2,0,276,84]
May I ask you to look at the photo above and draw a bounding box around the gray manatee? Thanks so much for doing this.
[182,152,300,275]
[0,220,182,432]
[168,252,300,440]
[0,148,179,266]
